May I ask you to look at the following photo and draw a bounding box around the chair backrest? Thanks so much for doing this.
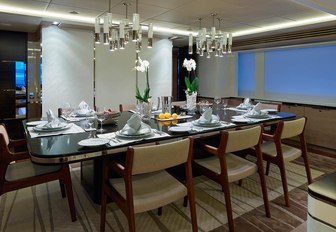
[224,126,262,153]
[129,138,191,175]
[280,117,306,139]
[0,124,10,146]
[119,104,136,112]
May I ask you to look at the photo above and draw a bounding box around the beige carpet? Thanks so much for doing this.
[0,158,323,232]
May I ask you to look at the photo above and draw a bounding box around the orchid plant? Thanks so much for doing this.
[134,57,151,103]
[183,58,199,95]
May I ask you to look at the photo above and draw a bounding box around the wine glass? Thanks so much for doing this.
[96,107,107,133]
[86,115,97,138]
[222,99,228,110]
[214,96,221,109]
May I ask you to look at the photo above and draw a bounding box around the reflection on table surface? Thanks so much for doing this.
[24,107,296,164]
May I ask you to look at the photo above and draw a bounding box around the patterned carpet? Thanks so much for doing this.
[0,157,323,232]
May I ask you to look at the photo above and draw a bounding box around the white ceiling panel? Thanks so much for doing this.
[0,0,336,44]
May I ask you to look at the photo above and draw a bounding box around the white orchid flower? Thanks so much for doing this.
[135,57,150,72]
[183,58,196,71]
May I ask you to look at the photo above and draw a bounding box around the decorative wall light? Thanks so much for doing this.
[94,0,153,53]
[189,13,232,58]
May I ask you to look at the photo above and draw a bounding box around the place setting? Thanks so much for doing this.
[61,101,96,122]
[28,109,85,138]
[231,102,279,123]
[97,113,171,146]
[171,108,235,133]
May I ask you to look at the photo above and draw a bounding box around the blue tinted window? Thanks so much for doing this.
[15,61,26,87]
[264,45,336,105]
[238,52,255,97]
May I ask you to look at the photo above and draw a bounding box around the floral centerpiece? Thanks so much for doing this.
[183,58,199,112]
[183,58,199,95]
[134,57,151,118]
[134,57,150,103]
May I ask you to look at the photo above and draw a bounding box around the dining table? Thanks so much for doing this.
[23,105,296,203]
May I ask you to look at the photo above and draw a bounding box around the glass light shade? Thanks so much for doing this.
[119,22,125,39]
[188,34,193,54]
[132,13,140,30]
[228,33,233,45]
[148,38,153,48]
[148,23,153,38]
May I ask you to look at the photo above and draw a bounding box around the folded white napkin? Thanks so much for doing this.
[44,109,63,128]
[245,103,268,116]
[238,98,253,109]
[198,108,219,124]
[77,101,94,115]
[121,113,151,135]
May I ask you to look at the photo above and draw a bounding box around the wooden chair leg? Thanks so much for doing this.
[100,190,107,232]
[258,169,271,218]
[183,196,188,207]
[59,180,66,198]
[278,161,290,207]
[238,179,243,187]
[127,210,136,232]
[265,161,271,176]
[222,184,234,231]
[63,168,76,222]
[187,186,198,232]
[158,207,162,216]
[302,154,312,184]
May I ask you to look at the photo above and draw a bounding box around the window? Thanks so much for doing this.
[238,52,256,97]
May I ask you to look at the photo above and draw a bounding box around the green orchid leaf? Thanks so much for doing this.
[191,77,199,92]
[185,77,191,90]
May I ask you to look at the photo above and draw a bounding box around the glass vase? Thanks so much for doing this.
[186,91,197,113]
[136,101,152,119]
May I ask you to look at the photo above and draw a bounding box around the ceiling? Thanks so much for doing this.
[0,0,336,45]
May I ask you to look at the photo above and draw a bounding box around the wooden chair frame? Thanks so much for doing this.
[261,117,312,207]
[100,138,197,232]
[0,131,76,222]
[194,126,270,232]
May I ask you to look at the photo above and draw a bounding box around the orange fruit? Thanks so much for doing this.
[164,112,171,119]
[158,113,165,119]
[172,113,178,119]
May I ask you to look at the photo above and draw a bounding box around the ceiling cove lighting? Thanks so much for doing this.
[94,0,153,53]
[0,4,335,39]
[189,14,232,58]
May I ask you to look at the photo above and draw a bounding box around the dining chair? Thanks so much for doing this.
[0,124,27,153]
[260,117,312,207]
[100,138,198,232]
[193,125,270,232]
[119,104,136,112]
[0,126,76,222]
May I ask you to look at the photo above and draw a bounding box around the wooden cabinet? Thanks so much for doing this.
[282,104,336,150]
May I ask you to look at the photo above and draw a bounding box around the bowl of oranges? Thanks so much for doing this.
[158,112,178,121]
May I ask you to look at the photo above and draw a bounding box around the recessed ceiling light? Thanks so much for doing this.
[52,21,61,26]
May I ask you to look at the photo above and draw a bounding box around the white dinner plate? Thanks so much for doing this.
[245,114,270,119]
[78,138,110,147]
[263,109,278,114]
[169,126,191,133]
[231,117,250,123]
[26,120,48,126]
[192,121,221,127]
[33,123,72,132]
[115,130,153,139]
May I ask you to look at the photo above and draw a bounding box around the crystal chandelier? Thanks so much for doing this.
[94,0,153,53]
[189,14,232,58]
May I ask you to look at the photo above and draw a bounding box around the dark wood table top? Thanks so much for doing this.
[24,108,296,164]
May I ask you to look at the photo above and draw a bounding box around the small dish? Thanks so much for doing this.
[78,138,110,147]
[263,109,278,114]
[231,117,250,123]
[116,130,153,139]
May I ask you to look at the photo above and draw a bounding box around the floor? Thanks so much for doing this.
[209,151,336,232]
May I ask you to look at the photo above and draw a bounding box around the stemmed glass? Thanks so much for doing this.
[86,115,97,138]
[222,99,228,110]
[96,107,107,133]
[214,96,221,109]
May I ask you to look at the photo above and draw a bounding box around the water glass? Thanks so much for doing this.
[96,107,107,133]
[214,96,221,109]
[222,99,228,109]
